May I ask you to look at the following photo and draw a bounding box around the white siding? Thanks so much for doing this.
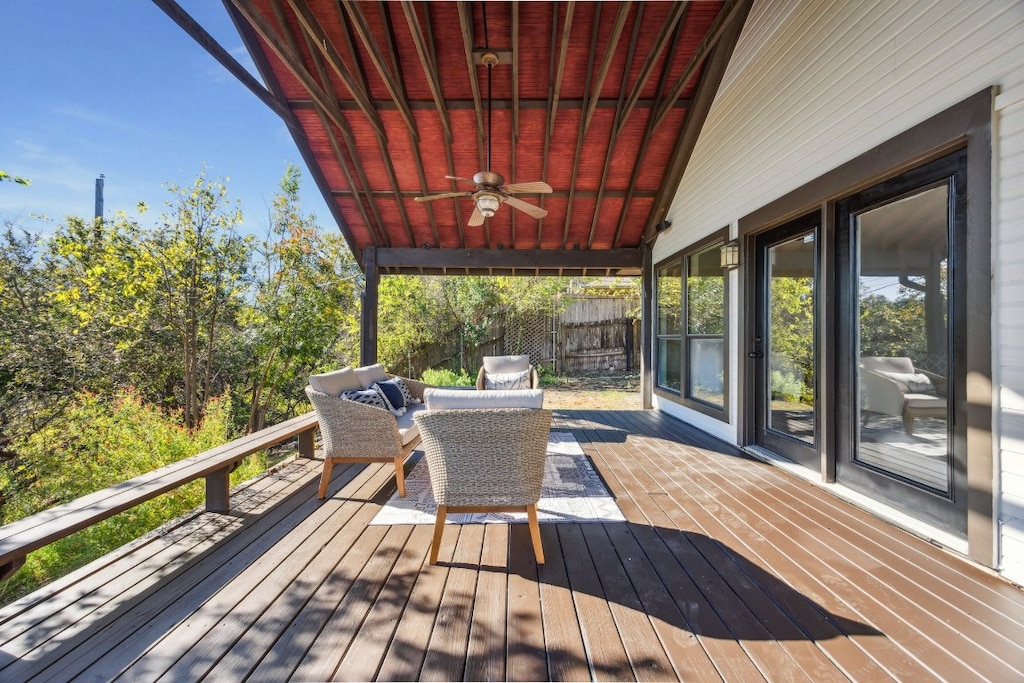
[653,0,1024,579]
[997,86,1024,584]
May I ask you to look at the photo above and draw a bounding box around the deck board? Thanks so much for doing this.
[3,408,1024,681]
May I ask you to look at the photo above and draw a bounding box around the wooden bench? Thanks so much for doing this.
[0,411,319,581]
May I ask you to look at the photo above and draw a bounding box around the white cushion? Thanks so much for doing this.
[395,403,426,445]
[485,369,532,390]
[355,363,390,390]
[424,388,544,410]
[878,371,935,395]
[309,367,361,396]
[482,354,531,374]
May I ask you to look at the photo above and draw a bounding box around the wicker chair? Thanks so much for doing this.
[304,374,429,499]
[414,407,553,564]
[475,354,540,390]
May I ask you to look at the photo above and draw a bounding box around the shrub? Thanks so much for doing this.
[0,389,264,606]
[420,367,474,387]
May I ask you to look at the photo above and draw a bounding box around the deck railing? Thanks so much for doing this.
[0,412,320,581]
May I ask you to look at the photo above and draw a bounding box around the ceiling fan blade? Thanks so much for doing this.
[445,175,477,186]
[414,192,470,202]
[504,195,548,220]
[468,205,485,227]
[503,181,553,194]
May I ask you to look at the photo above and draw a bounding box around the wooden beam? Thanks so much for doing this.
[400,1,452,142]
[587,2,644,248]
[331,189,658,199]
[538,3,559,249]
[562,4,601,247]
[547,1,575,139]
[640,239,654,409]
[581,1,631,138]
[289,97,686,111]
[280,0,386,141]
[613,18,681,248]
[652,0,747,131]
[342,0,419,141]
[153,0,293,124]
[457,1,486,171]
[616,1,687,131]
[642,0,753,243]
[512,1,520,142]
[376,247,643,271]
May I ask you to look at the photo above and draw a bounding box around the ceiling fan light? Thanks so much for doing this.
[476,193,501,217]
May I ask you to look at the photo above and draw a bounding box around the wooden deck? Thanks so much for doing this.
[2,409,1023,681]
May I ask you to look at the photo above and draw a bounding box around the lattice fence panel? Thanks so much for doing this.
[502,312,554,369]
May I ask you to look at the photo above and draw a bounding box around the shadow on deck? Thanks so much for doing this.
[1,409,1022,681]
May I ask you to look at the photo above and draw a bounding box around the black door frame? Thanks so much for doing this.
[734,89,993,564]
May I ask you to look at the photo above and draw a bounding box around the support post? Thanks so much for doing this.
[298,426,316,459]
[361,245,379,366]
[206,466,231,513]
[641,240,654,409]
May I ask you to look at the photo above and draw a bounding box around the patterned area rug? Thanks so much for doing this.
[369,431,625,525]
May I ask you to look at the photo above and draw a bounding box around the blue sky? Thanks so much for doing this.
[0,1,331,237]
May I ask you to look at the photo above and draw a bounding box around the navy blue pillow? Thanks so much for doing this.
[373,378,406,413]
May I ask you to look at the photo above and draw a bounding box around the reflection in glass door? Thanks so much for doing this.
[856,185,950,494]
[753,214,818,470]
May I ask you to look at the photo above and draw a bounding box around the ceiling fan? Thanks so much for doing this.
[415,51,552,227]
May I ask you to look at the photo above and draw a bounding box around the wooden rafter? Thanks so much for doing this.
[281,0,386,140]
[512,1,520,142]
[342,1,419,142]
[288,3,389,247]
[288,97,685,111]
[547,1,575,139]
[581,1,630,138]
[612,16,680,248]
[615,1,687,132]
[375,1,442,248]
[456,1,485,171]
[331,188,658,199]
[561,3,601,246]
[537,2,558,249]
[230,0,351,138]
[651,0,746,131]
[330,2,417,247]
[400,1,452,142]
[587,2,643,248]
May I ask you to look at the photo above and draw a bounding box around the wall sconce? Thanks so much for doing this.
[720,239,740,270]
[655,220,672,232]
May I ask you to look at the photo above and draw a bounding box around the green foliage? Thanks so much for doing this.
[0,170,29,186]
[0,388,260,605]
[771,370,807,404]
[420,367,475,387]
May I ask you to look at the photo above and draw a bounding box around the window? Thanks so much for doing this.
[655,231,728,418]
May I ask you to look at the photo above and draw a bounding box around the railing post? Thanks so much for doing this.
[206,466,231,513]
[298,426,316,459]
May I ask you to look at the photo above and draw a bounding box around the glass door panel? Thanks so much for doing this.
[767,232,816,444]
[856,185,951,494]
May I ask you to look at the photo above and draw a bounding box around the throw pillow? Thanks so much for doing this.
[392,376,420,404]
[340,388,388,411]
[309,367,361,396]
[373,379,407,416]
[485,369,531,390]
[878,371,936,395]
[355,363,390,390]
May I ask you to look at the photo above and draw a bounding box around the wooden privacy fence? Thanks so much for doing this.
[405,293,640,377]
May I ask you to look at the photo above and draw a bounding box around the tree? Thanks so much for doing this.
[243,166,359,432]
[147,171,250,429]
[0,171,29,186]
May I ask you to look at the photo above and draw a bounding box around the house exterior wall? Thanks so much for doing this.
[652,0,1024,581]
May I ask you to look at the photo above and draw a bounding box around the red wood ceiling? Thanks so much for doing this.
[231,1,727,258]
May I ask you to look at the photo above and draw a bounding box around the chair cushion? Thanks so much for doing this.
[878,371,935,395]
[425,388,544,410]
[482,354,531,374]
[309,367,361,396]
[395,403,426,445]
[354,363,390,390]
[340,388,388,411]
[484,369,532,390]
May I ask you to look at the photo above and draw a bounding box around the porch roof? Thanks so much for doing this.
[192,1,751,275]
[3,408,1022,680]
